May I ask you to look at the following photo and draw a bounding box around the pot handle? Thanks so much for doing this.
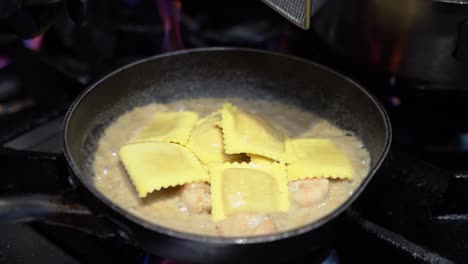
[0,147,126,240]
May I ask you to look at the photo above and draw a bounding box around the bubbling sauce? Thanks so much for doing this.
[92,98,370,236]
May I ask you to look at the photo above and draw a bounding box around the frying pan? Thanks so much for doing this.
[0,48,391,263]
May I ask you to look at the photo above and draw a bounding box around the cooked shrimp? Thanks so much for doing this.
[216,213,277,236]
[289,178,330,207]
[180,182,211,214]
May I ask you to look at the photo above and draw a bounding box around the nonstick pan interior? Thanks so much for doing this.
[63,47,391,240]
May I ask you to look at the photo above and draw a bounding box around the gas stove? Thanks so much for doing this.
[2,113,466,264]
[0,0,467,263]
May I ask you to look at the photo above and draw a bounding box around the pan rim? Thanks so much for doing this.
[62,47,392,245]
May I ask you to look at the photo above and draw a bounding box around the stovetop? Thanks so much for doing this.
[1,0,468,263]
[2,110,466,264]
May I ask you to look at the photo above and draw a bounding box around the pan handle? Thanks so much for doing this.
[0,194,123,239]
[0,194,90,222]
[0,147,128,241]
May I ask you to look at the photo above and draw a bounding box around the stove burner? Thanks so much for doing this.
[156,0,184,51]
[143,248,341,264]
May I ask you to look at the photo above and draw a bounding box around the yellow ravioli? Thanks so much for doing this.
[119,142,209,198]
[248,140,296,165]
[287,138,354,181]
[210,162,289,222]
[285,139,298,163]
[131,111,198,145]
[221,103,289,162]
[247,154,276,166]
[186,111,240,164]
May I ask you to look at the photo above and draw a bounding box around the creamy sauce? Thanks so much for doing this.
[92,98,370,236]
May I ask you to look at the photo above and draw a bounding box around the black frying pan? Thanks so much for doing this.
[0,48,391,263]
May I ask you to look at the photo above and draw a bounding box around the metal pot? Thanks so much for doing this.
[312,0,468,89]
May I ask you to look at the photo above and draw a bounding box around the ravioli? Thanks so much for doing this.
[186,111,241,164]
[287,138,354,181]
[221,103,289,162]
[131,111,198,145]
[119,142,209,198]
[248,140,296,165]
[210,162,289,222]
[248,154,276,166]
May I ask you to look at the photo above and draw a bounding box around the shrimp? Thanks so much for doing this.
[216,213,277,237]
[288,178,330,207]
[180,182,211,214]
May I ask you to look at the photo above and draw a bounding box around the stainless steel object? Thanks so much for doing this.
[262,0,468,88]
[261,0,328,29]
[311,0,468,89]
